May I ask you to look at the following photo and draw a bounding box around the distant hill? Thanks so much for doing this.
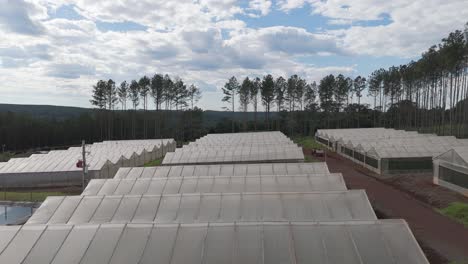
[0,103,91,120]
[0,103,278,122]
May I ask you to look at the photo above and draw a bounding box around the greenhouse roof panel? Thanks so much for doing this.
[0,221,428,264]
[81,174,347,196]
[28,191,376,225]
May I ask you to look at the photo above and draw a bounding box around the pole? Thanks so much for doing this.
[82,140,87,191]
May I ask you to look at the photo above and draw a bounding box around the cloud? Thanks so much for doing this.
[0,0,46,35]
[182,29,222,53]
[227,26,343,56]
[144,45,179,60]
[0,44,51,67]
[277,0,306,12]
[0,44,50,60]
[2,0,465,110]
[247,0,272,17]
[276,0,468,57]
[47,63,96,79]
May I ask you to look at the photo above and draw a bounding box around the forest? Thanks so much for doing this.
[0,23,467,153]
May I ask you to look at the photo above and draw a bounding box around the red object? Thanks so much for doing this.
[76,160,83,168]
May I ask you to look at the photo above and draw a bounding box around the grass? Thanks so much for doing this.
[144,157,164,167]
[304,155,317,163]
[293,136,323,163]
[0,152,13,162]
[293,136,324,150]
[439,202,468,227]
[0,191,67,202]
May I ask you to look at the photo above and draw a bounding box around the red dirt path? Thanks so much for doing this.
[319,152,468,263]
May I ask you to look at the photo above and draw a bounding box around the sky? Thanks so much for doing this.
[0,0,467,110]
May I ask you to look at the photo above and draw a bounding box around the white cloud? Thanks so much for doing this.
[247,0,272,17]
[47,63,95,79]
[4,0,465,110]
[277,0,468,57]
[0,0,46,35]
[277,0,306,12]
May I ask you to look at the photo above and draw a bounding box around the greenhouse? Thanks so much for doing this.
[434,147,468,197]
[0,139,176,187]
[0,131,429,263]
[163,131,304,165]
[114,162,330,179]
[187,131,294,146]
[82,174,346,195]
[163,146,304,165]
[0,220,428,264]
[316,128,468,175]
[27,190,375,225]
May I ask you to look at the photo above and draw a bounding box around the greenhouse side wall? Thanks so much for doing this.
[380,157,433,175]
[434,161,468,197]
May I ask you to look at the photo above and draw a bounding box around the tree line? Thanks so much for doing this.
[366,24,468,137]
[220,23,468,138]
[219,73,369,135]
[1,23,467,154]
[89,74,202,141]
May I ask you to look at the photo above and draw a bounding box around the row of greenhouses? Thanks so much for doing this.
[187,131,293,146]
[317,128,468,197]
[0,220,427,264]
[27,191,375,225]
[163,132,304,165]
[0,131,428,263]
[114,162,331,179]
[0,139,175,187]
[316,128,468,175]
[81,174,347,196]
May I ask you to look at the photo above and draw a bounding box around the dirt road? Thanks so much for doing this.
[321,152,468,263]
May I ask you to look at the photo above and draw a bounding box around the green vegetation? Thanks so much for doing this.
[304,155,317,163]
[0,191,68,202]
[293,137,323,150]
[0,152,13,162]
[439,202,468,227]
[293,137,321,163]
[449,260,468,264]
[144,157,164,167]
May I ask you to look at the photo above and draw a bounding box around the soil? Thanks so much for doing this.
[312,150,468,264]
[384,173,468,209]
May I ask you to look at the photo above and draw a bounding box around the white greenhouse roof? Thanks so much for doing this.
[0,220,428,264]
[0,139,175,174]
[82,174,347,196]
[317,128,468,159]
[27,191,375,225]
[163,131,303,165]
[435,146,468,168]
[163,146,304,165]
[0,129,429,262]
[114,163,330,179]
[189,131,293,146]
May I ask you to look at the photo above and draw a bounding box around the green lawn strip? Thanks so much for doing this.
[304,155,317,163]
[0,191,67,202]
[293,136,324,150]
[438,202,468,227]
[144,157,164,167]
